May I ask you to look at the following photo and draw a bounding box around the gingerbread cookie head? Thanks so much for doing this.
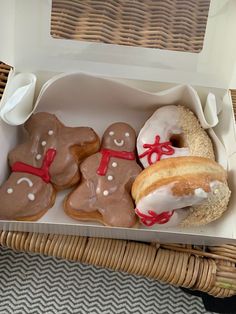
[0,173,55,220]
[9,112,100,189]
[101,123,136,152]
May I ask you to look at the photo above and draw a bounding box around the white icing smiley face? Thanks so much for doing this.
[109,131,130,147]
[7,177,36,201]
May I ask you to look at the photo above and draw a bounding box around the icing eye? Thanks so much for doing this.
[7,188,13,194]
[125,132,130,137]
[48,130,54,135]
[109,131,114,136]
[41,141,47,146]
[28,193,35,201]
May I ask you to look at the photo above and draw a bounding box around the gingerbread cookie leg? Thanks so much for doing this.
[65,188,137,227]
[100,192,137,227]
[64,179,99,221]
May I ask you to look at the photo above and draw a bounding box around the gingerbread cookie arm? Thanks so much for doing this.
[80,154,100,181]
[65,126,100,147]
[8,141,37,166]
[129,162,143,185]
[66,126,100,163]
[48,127,99,188]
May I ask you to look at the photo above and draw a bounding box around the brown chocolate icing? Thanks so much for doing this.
[0,112,100,220]
[65,122,142,227]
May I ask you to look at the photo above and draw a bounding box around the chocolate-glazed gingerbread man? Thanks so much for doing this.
[65,122,142,227]
[0,112,100,221]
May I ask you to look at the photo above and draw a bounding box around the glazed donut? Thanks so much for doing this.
[132,157,231,227]
[137,105,215,168]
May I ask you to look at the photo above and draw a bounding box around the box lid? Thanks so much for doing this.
[1,0,236,88]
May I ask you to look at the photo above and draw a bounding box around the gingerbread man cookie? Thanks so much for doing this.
[0,112,100,221]
[64,122,142,228]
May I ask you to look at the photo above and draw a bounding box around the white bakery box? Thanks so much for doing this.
[1,0,236,245]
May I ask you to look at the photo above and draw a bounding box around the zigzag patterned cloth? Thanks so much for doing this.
[0,246,212,314]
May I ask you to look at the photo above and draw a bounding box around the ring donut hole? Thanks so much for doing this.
[169,134,186,148]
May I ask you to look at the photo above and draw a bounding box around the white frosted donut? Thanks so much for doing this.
[132,157,231,228]
[137,105,215,168]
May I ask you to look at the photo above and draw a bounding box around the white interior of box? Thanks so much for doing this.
[0,72,236,245]
[1,0,236,244]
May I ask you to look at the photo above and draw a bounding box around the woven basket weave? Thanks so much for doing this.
[1,231,236,298]
[0,62,11,100]
[51,0,210,52]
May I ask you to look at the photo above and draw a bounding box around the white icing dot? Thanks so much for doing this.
[112,162,117,167]
[36,154,42,160]
[41,141,47,146]
[103,190,109,196]
[48,130,54,135]
[28,193,35,201]
[107,175,113,181]
[7,188,13,194]
[125,132,130,137]
[109,131,114,136]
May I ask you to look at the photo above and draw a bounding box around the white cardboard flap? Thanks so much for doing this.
[0,73,36,125]
[34,73,217,127]
[1,0,236,88]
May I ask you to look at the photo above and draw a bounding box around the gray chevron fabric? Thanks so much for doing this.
[0,246,212,314]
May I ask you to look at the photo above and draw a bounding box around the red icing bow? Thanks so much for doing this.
[11,149,56,183]
[139,135,174,165]
[136,208,174,226]
[97,148,135,176]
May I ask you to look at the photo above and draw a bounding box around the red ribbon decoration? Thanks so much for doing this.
[135,208,174,226]
[11,149,57,183]
[97,148,135,176]
[139,135,174,165]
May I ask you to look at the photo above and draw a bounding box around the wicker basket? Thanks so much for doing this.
[1,231,236,298]
[50,0,210,52]
[0,62,11,100]
[1,1,236,297]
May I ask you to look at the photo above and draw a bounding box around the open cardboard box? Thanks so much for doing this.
[1,0,236,245]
